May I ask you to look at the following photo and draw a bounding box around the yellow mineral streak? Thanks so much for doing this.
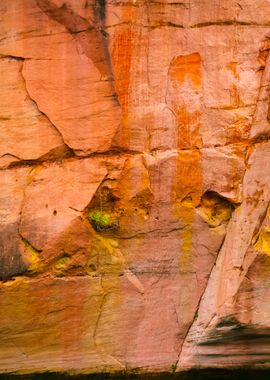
[255,226,270,256]
[174,150,203,269]
[21,240,44,274]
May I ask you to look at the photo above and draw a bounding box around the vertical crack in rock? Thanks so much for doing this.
[250,39,270,139]
[93,276,107,353]
[95,0,106,26]
[176,231,226,368]
[19,60,74,156]
[35,0,118,89]
[251,201,270,247]
[19,235,42,254]
[0,56,74,166]
[0,166,40,281]
[93,277,125,369]
[173,303,183,364]
[17,169,33,255]
[184,42,270,328]
[178,140,270,366]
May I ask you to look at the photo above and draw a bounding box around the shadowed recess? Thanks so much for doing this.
[1,369,270,380]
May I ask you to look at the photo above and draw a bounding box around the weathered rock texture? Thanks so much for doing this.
[1,0,270,375]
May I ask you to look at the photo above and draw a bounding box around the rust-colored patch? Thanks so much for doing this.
[168,53,202,149]
[227,61,240,80]
[257,39,270,69]
[169,53,201,88]
[168,54,203,267]
[227,116,251,144]
[111,26,133,148]
[174,150,203,207]
[173,150,203,269]
[112,27,132,113]
[115,156,152,231]
[226,61,241,109]
[176,105,202,149]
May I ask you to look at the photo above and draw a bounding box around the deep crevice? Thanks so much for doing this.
[20,60,75,155]
[0,369,270,379]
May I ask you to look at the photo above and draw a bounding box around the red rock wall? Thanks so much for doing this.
[1,0,270,374]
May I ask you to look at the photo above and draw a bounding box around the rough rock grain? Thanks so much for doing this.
[1,0,270,375]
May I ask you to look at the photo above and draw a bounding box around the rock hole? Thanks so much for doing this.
[198,191,235,226]
[88,263,96,272]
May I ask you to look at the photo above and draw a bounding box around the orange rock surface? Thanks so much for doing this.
[1,0,270,375]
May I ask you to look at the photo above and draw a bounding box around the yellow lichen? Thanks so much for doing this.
[174,150,203,269]
[255,226,270,256]
[27,165,43,185]
[22,240,44,274]
[198,191,234,227]
[87,236,124,276]
[53,256,71,275]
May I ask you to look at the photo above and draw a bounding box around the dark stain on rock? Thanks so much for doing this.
[35,0,116,83]
[1,369,270,379]
[198,319,270,346]
[0,223,27,280]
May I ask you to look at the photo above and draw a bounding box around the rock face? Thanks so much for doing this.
[1,0,270,375]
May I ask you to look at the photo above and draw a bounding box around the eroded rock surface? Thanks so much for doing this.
[1,0,270,375]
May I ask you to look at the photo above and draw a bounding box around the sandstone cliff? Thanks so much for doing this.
[1,0,270,375]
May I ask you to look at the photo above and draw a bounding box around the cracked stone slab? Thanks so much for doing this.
[1,0,270,375]
[22,55,121,155]
[178,141,270,369]
[20,158,107,251]
[0,167,29,279]
[0,58,65,165]
[0,276,120,373]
